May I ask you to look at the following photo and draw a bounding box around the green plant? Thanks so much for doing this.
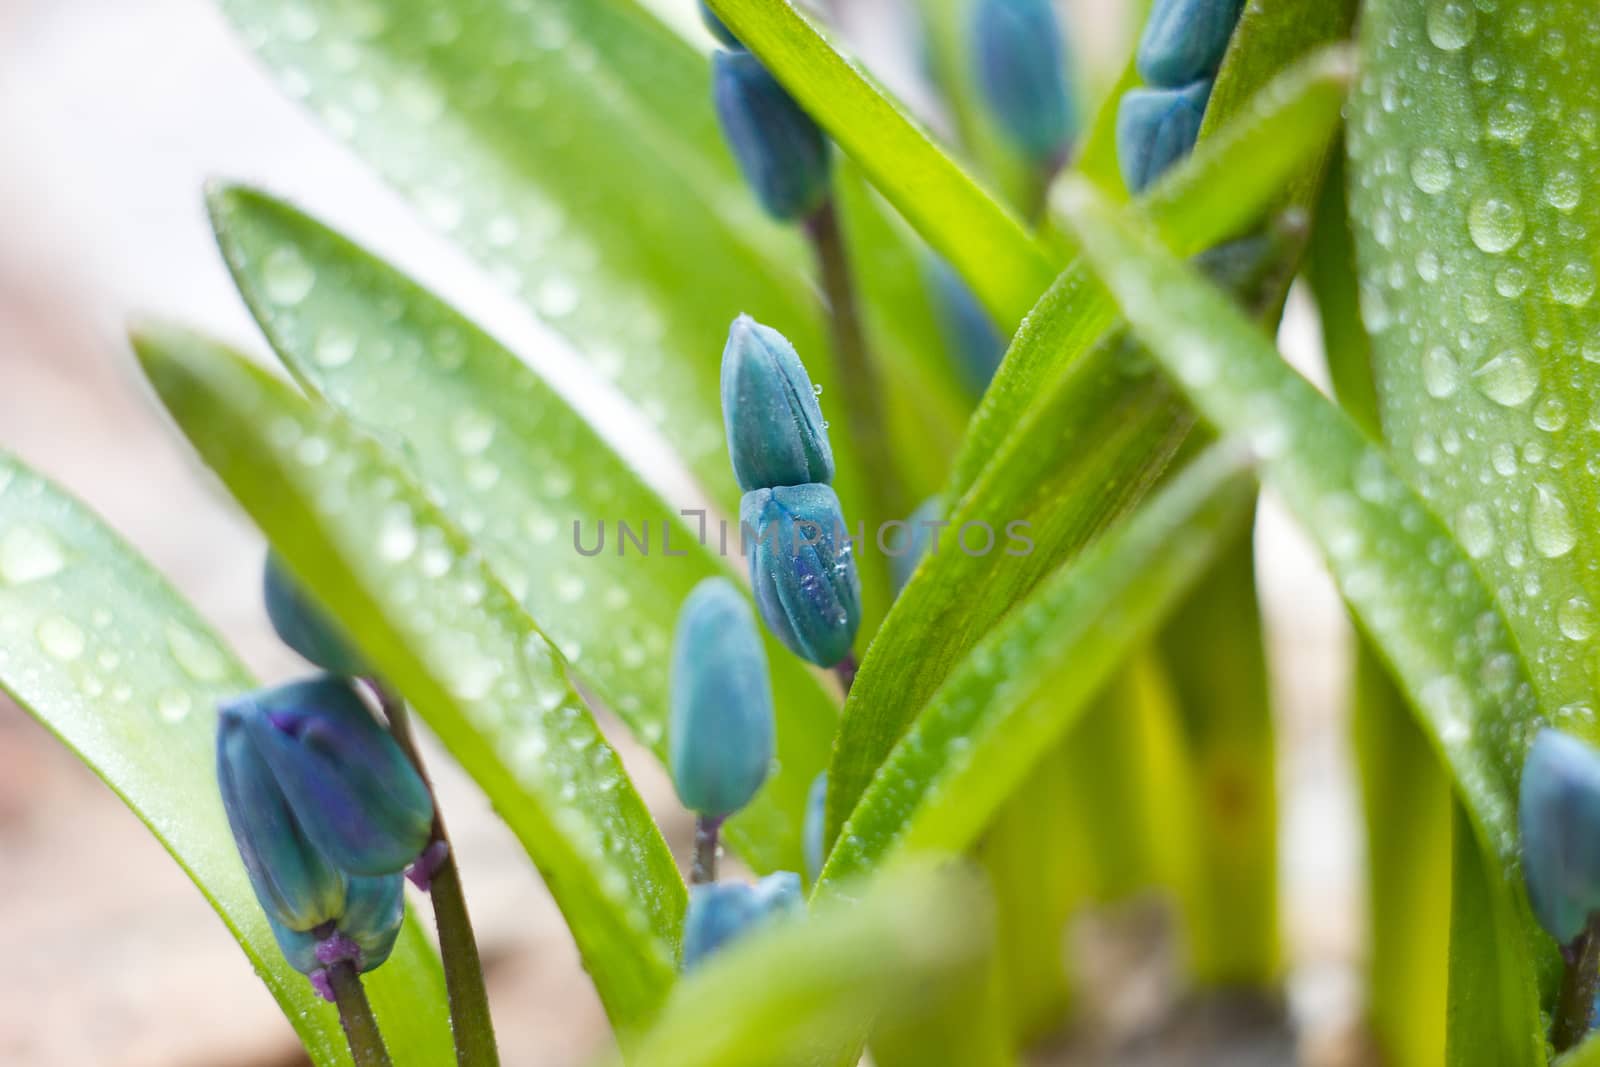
[8,0,1600,1063]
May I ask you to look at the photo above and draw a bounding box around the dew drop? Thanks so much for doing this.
[377,504,419,562]
[1494,266,1528,298]
[1551,260,1596,306]
[1410,147,1454,194]
[1468,195,1525,254]
[536,278,579,318]
[157,689,193,723]
[1426,0,1476,50]
[36,615,85,661]
[262,246,316,305]
[1546,170,1582,212]
[1422,346,1460,397]
[1472,350,1537,406]
[1530,484,1577,558]
[1456,503,1495,558]
[313,326,358,368]
[1487,97,1534,144]
[0,525,66,584]
[1560,596,1597,641]
[1534,396,1568,432]
[165,621,227,681]
[451,409,496,456]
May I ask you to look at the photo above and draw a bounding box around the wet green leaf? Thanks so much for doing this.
[0,455,452,1067]
[133,326,684,1035]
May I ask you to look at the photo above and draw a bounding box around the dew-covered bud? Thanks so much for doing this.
[1137,0,1245,88]
[891,497,945,594]
[803,772,828,883]
[741,483,861,668]
[713,50,832,222]
[1116,78,1212,194]
[1519,729,1600,944]
[971,0,1077,165]
[263,551,368,678]
[223,676,434,878]
[681,871,803,970]
[926,258,1006,395]
[721,315,835,492]
[670,578,776,819]
[699,1,742,48]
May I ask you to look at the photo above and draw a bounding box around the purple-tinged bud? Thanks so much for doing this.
[225,676,434,878]
[1520,729,1600,944]
[263,551,368,678]
[1116,78,1212,194]
[721,315,835,492]
[741,483,862,668]
[713,50,832,222]
[971,0,1078,165]
[670,578,776,819]
[681,871,803,970]
[1137,0,1245,88]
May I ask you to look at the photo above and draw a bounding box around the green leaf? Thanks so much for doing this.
[132,326,685,1035]
[828,49,1353,835]
[706,0,1058,326]
[613,863,994,1067]
[0,455,452,1067]
[1055,171,1548,973]
[206,184,833,875]
[819,445,1256,889]
[1347,0,1600,731]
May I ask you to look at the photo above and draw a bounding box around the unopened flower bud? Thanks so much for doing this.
[713,50,832,222]
[222,676,434,878]
[892,497,945,594]
[803,772,828,883]
[741,483,861,668]
[721,315,835,491]
[971,0,1077,165]
[670,578,776,819]
[263,551,368,678]
[1520,729,1600,944]
[1137,0,1245,88]
[1116,78,1212,193]
[267,874,405,978]
[681,871,803,970]
[926,258,1006,395]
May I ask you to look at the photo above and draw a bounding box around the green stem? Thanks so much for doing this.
[804,195,907,529]
[372,681,501,1067]
[328,961,395,1067]
[1554,915,1600,1053]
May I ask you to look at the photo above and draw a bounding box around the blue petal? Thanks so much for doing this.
[721,315,835,491]
[1116,79,1212,194]
[342,874,408,973]
[742,485,862,667]
[971,0,1077,164]
[1520,729,1600,944]
[713,51,832,222]
[263,551,369,677]
[1137,0,1245,87]
[681,872,804,970]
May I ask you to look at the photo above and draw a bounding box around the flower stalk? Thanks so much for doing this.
[691,815,723,886]
[1553,914,1600,1052]
[327,960,395,1067]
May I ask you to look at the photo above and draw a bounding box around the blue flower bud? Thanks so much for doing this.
[698,1,742,48]
[713,50,832,222]
[926,258,1006,395]
[218,698,347,932]
[1519,729,1600,944]
[670,578,776,819]
[682,871,803,970]
[971,0,1078,165]
[266,874,405,976]
[1137,0,1245,88]
[224,676,434,878]
[741,483,862,668]
[803,772,828,882]
[721,315,835,492]
[891,497,945,594]
[1116,78,1212,193]
[263,551,368,677]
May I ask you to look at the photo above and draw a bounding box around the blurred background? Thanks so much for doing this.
[0,0,1364,1062]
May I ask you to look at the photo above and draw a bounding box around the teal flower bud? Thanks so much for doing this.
[263,551,368,678]
[713,50,832,222]
[266,874,405,977]
[891,497,945,593]
[682,871,803,970]
[803,772,828,882]
[971,0,1077,165]
[926,258,1005,394]
[699,1,742,48]
[670,578,776,819]
[721,315,835,492]
[223,676,434,878]
[741,483,861,668]
[1137,0,1245,87]
[1116,78,1212,193]
[1520,729,1600,944]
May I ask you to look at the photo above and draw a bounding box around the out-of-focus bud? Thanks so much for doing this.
[713,50,832,222]
[721,315,835,491]
[926,258,1006,395]
[1519,729,1600,944]
[225,676,435,878]
[698,1,742,48]
[669,578,776,819]
[971,0,1077,166]
[892,496,945,594]
[1115,78,1212,194]
[741,483,862,668]
[681,871,804,970]
[218,698,347,932]
[264,551,369,678]
[1137,0,1245,88]
[803,772,828,883]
